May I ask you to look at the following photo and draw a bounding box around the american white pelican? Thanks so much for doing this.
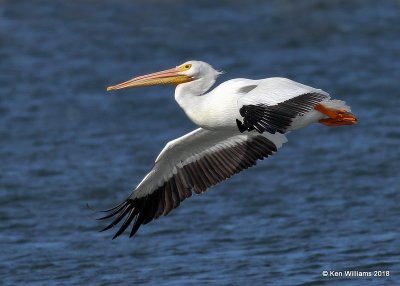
[101,60,357,239]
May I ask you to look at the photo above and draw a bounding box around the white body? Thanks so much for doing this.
[174,67,349,132]
[132,63,351,198]
[102,60,354,238]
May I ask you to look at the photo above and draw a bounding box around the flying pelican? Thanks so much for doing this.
[101,60,357,239]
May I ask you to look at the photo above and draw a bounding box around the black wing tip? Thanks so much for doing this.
[239,92,328,134]
[98,198,143,239]
[236,119,246,133]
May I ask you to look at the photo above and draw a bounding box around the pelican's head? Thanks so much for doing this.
[107,60,222,91]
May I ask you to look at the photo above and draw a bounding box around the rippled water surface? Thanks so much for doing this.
[1,0,399,285]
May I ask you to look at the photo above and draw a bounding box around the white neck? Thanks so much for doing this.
[174,78,215,127]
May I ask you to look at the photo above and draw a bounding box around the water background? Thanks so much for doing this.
[1,0,399,285]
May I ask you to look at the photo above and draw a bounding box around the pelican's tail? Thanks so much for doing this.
[314,100,357,126]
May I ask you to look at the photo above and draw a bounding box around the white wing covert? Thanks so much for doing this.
[236,78,330,134]
[99,128,287,238]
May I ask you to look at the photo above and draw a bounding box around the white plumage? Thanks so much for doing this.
[134,128,287,199]
[101,60,357,238]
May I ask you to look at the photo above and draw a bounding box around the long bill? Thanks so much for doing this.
[107,67,193,91]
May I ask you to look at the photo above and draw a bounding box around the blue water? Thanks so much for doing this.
[1,1,399,285]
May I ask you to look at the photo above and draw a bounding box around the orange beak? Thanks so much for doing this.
[107,67,193,91]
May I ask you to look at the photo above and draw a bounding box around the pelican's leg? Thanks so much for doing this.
[314,104,357,126]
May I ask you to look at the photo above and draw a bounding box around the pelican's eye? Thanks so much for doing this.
[178,63,192,71]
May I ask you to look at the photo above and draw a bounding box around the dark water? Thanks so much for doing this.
[1,0,399,285]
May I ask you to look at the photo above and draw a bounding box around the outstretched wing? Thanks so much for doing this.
[99,128,287,239]
[237,78,330,133]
